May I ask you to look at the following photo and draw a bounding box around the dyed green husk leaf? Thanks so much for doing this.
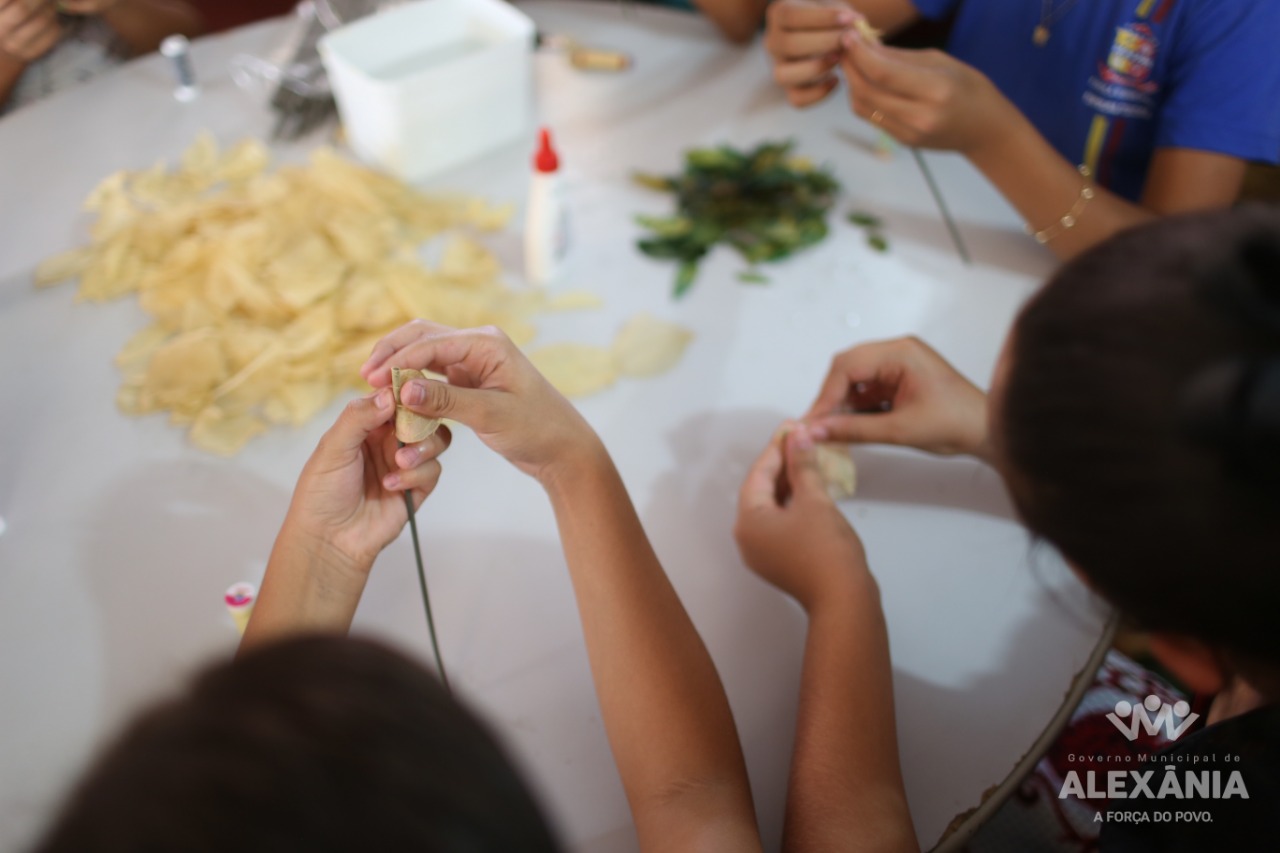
[633,140,841,297]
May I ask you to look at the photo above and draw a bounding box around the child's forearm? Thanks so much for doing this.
[238,519,370,656]
[784,578,919,853]
[543,443,761,850]
[101,0,203,56]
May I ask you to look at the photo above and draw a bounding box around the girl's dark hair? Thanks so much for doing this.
[31,635,562,853]
[1001,206,1280,666]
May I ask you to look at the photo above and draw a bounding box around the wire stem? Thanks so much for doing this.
[402,487,449,693]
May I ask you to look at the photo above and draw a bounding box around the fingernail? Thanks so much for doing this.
[396,444,421,468]
[402,380,425,405]
[842,31,857,49]
[383,473,401,490]
[809,423,830,440]
[794,425,814,450]
[375,388,393,410]
[836,10,853,24]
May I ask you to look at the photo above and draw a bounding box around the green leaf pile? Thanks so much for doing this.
[633,141,840,298]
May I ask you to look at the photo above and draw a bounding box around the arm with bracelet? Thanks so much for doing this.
[767,0,1280,259]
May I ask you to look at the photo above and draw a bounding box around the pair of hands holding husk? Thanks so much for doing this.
[764,0,1016,156]
[283,321,989,609]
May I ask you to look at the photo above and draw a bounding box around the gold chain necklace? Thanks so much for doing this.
[1034,0,1084,46]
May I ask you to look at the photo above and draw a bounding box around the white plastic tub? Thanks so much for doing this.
[319,0,535,182]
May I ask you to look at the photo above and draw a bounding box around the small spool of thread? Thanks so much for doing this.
[225,582,257,635]
[160,34,199,102]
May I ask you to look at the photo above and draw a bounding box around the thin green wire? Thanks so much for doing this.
[401,485,450,693]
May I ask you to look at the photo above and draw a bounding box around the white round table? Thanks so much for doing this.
[0,4,1111,851]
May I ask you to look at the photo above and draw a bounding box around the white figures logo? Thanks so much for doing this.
[1106,695,1199,742]
[1058,694,1248,805]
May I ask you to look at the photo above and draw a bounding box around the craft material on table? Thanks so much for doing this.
[847,210,890,253]
[537,32,632,71]
[34,133,694,450]
[634,141,840,297]
[527,314,693,399]
[34,135,523,455]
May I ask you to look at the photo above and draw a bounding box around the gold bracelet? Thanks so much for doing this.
[1027,165,1096,245]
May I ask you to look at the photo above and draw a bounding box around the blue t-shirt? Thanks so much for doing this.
[909,0,1280,201]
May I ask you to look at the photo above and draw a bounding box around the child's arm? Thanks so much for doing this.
[735,425,919,853]
[364,321,762,852]
[58,0,203,56]
[838,31,1246,261]
[239,390,449,653]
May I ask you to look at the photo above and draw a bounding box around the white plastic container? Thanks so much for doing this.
[319,0,535,182]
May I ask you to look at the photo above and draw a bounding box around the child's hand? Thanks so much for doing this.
[763,0,856,107]
[839,28,1016,155]
[361,321,604,487]
[805,336,992,462]
[735,423,871,611]
[282,388,449,573]
[0,0,62,62]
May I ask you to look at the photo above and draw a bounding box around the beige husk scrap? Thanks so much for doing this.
[391,367,442,444]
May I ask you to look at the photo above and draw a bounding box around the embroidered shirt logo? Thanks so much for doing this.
[1101,23,1159,92]
[1106,695,1200,742]
[1084,20,1162,121]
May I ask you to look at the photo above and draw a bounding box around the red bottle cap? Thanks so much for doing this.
[534,127,559,173]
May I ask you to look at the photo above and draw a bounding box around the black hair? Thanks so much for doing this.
[31,635,562,853]
[1000,206,1280,668]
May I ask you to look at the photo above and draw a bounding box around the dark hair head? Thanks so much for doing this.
[32,635,561,853]
[999,206,1280,667]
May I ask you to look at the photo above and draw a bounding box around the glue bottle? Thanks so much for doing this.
[524,127,568,286]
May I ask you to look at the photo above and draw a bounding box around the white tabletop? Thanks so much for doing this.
[0,4,1110,851]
